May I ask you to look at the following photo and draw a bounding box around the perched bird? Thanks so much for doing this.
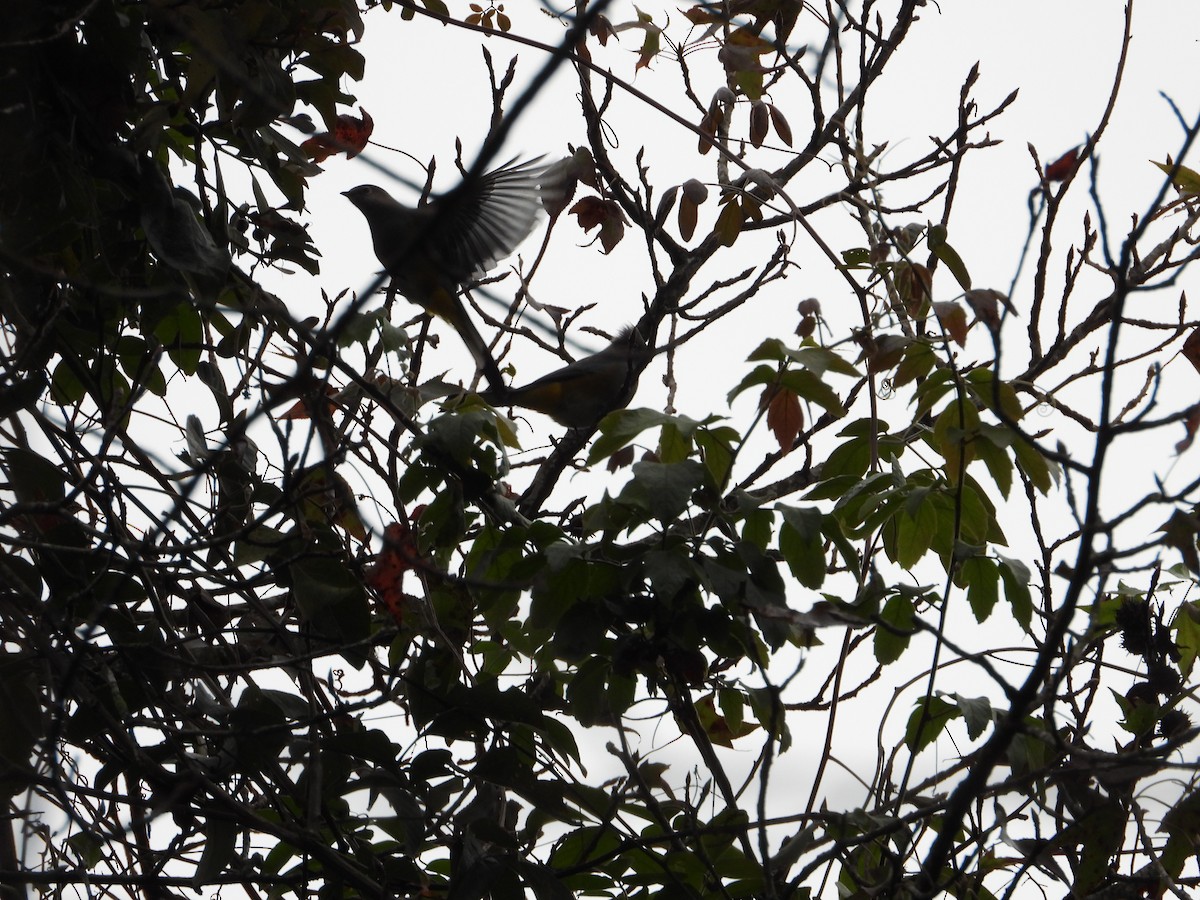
[484,326,652,429]
[343,157,551,392]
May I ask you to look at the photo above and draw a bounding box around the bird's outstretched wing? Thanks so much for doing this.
[428,156,550,285]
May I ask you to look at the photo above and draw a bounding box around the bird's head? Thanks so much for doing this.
[341,184,399,214]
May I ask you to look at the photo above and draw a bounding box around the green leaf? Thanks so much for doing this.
[696,425,737,487]
[816,438,871,483]
[658,420,693,463]
[749,341,860,379]
[777,505,826,589]
[959,556,1000,623]
[289,556,370,665]
[893,340,936,388]
[997,553,1033,631]
[1072,800,1127,894]
[0,654,44,797]
[954,694,993,740]
[155,302,204,375]
[1173,601,1200,678]
[780,368,846,417]
[783,344,861,378]
[875,593,914,665]
[1012,433,1056,495]
[1152,158,1200,196]
[714,199,742,246]
[966,368,1024,423]
[566,658,611,728]
[741,506,774,550]
[912,367,955,420]
[1161,790,1200,877]
[841,247,871,267]
[195,816,239,883]
[958,476,1006,547]
[726,362,776,405]
[904,695,959,753]
[747,338,789,362]
[50,359,87,405]
[620,460,705,523]
[514,860,577,900]
[1004,717,1052,776]
[976,424,1015,498]
[719,687,745,734]
[234,524,290,567]
[2,447,69,503]
[587,408,671,464]
[932,396,980,480]
[891,486,938,568]
[926,224,972,290]
[66,832,104,867]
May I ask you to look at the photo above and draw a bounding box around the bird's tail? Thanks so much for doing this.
[442,296,506,396]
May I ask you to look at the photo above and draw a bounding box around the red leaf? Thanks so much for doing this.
[589,13,614,44]
[569,196,626,253]
[1183,323,1200,375]
[714,199,742,246]
[682,7,722,25]
[749,100,769,148]
[607,445,635,472]
[367,522,420,626]
[1043,147,1080,183]
[301,107,374,162]
[280,386,337,420]
[697,108,720,155]
[763,385,803,455]
[768,103,793,147]
[933,301,969,347]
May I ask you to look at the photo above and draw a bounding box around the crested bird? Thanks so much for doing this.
[483,326,651,429]
[343,156,552,392]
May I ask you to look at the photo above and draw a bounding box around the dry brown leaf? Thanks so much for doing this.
[934,301,969,347]
[1182,324,1200,375]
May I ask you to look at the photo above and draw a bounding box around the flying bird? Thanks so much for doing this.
[344,157,553,391]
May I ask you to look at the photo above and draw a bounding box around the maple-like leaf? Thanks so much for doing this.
[367,522,420,625]
[570,196,627,253]
[301,107,373,162]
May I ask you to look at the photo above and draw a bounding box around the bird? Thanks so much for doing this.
[483,326,652,429]
[342,156,552,392]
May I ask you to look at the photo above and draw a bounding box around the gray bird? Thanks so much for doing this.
[483,326,652,429]
[343,157,552,391]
